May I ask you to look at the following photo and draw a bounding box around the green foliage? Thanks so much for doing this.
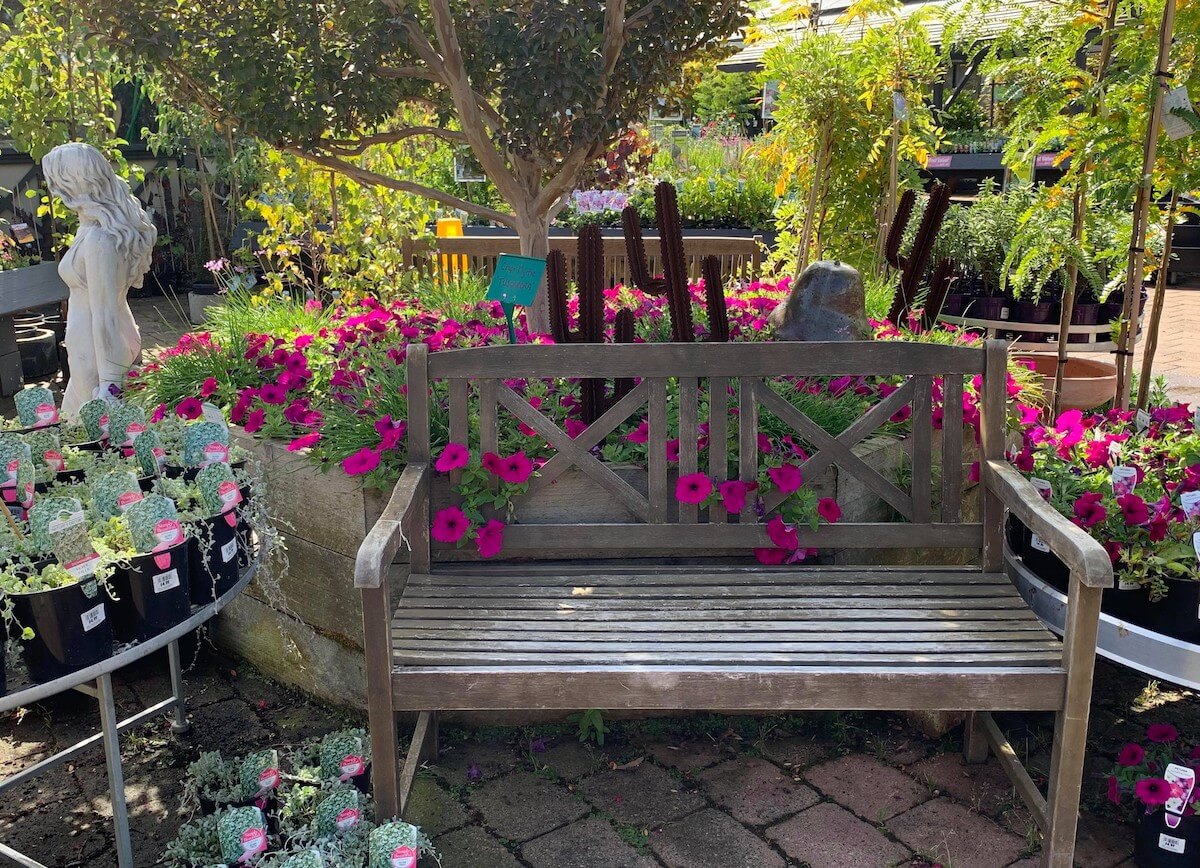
[686,71,760,126]
[571,708,610,746]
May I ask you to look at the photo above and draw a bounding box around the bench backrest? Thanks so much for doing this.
[410,339,1006,560]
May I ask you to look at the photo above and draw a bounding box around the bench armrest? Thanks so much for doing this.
[354,462,431,589]
[984,459,1113,589]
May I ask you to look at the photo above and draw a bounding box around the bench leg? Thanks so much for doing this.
[963,712,989,763]
[399,711,439,816]
[363,585,400,819]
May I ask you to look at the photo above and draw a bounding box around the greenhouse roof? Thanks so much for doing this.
[718,0,1044,72]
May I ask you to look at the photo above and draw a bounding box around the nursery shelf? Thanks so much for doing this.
[0,555,259,868]
[1006,545,1200,690]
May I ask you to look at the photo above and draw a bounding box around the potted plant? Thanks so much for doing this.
[107,494,191,642]
[1108,724,1200,867]
[13,386,60,432]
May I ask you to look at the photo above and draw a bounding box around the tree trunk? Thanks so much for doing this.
[515,210,552,335]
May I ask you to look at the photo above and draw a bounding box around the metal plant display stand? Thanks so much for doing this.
[1006,544,1200,690]
[0,557,259,868]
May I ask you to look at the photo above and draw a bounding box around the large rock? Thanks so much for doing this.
[769,260,870,341]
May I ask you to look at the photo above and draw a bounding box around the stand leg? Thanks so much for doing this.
[167,640,190,734]
[98,674,134,868]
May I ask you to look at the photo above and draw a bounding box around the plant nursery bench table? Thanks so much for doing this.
[0,557,258,868]
[357,340,1114,868]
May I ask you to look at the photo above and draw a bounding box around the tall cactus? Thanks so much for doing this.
[701,256,730,342]
[886,181,955,325]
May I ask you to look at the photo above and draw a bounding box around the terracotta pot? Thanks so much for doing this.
[1016,353,1117,412]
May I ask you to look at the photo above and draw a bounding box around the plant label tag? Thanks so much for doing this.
[201,402,227,427]
[257,767,281,792]
[1029,533,1051,553]
[1119,578,1141,591]
[3,458,17,485]
[81,604,105,632]
[1182,491,1200,519]
[1160,833,1187,854]
[240,826,268,858]
[154,519,184,550]
[1136,409,1151,432]
[335,807,361,831]
[1000,307,1010,320]
[1164,763,1196,828]
[202,442,230,467]
[34,403,58,426]
[99,414,110,437]
[64,553,102,579]
[50,511,99,577]
[1031,477,1053,501]
[122,421,146,449]
[43,449,65,472]
[1112,466,1137,496]
[1163,86,1197,140]
[222,538,239,563]
[390,847,418,868]
[1193,531,1200,561]
[218,480,243,512]
[117,490,144,513]
[340,755,365,779]
[153,569,180,594]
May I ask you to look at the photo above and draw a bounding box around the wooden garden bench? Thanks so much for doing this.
[355,340,1112,868]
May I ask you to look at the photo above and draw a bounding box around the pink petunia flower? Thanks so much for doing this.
[243,408,266,434]
[475,519,505,558]
[175,397,203,420]
[565,418,587,439]
[817,498,842,523]
[1117,493,1150,526]
[754,547,789,565]
[435,443,470,473]
[1117,743,1146,766]
[498,452,534,485]
[1072,492,1107,529]
[767,464,803,495]
[482,452,503,475]
[150,403,167,423]
[625,420,649,444]
[287,432,321,452]
[675,473,712,504]
[1147,723,1179,744]
[342,447,382,476]
[200,377,218,398]
[260,383,288,405]
[766,515,798,550]
[431,506,470,544]
[718,480,756,514]
[1135,778,1172,806]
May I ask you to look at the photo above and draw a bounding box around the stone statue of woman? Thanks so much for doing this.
[42,143,156,420]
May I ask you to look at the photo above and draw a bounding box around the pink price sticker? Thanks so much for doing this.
[4,458,17,484]
[34,403,58,426]
[1111,466,1137,496]
[116,490,144,513]
[98,414,110,436]
[123,422,146,447]
[1031,477,1053,501]
[339,755,365,779]
[203,442,230,466]
[154,519,184,550]
[335,807,360,831]
[217,480,243,512]
[257,767,281,792]
[43,450,65,472]
[238,827,267,861]
[390,846,418,868]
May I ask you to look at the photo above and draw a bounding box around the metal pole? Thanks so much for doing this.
[167,640,190,734]
[97,674,134,868]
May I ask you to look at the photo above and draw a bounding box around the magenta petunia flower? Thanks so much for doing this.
[1147,723,1179,744]
[260,383,288,405]
[1135,778,1172,807]
[475,519,505,558]
[482,452,503,475]
[200,376,218,398]
[675,473,712,504]
[754,547,788,565]
[718,480,755,514]
[435,443,470,474]
[1108,775,1121,805]
[287,432,321,452]
[431,507,470,544]
[499,452,534,485]
[1073,492,1108,529]
[817,498,842,523]
[625,420,649,444]
[342,447,382,476]
[1118,743,1146,766]
[767,464,803,495]
[766,515,798,550]
[175,397,203,420]
[150,403,167,423]
[243,408,266,434]
[565,418,587,439]
[1118,493,1150,526]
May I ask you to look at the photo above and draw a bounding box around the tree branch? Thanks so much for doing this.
[376,65,441,83]
[320,126,467,155]
[285,146,516,227]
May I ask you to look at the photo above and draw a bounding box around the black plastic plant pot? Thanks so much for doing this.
[1135,810,1200,867]
[188,514,241,605]
[165,463,200,482]
[108,544,192,644]
[1068,303,1102,344]
[1102,584,1154,627]
[1005,514,1030,559]
[1011,301,1061,343]
[136,474,157,494]
[968,297,1008,321]
[1023,538,1069,592]
[941,293,967,317]
[10,580,113,683]
[56,468,86,485]
[1144,580,1200,644]
[68,438,107,454]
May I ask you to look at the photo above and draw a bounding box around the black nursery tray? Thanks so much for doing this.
[1006,544,1200,690]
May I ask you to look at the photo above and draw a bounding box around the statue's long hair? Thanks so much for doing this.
[42,143,156,288]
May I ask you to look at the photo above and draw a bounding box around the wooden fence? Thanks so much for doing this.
[403,234,764,286]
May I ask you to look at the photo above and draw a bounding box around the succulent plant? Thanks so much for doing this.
[162,812,223,868]
[106,402,147,449]
[183,421,231,467]
[14,386,57,428]
[183,751,242,808]
[124,494,183,554]
[29,496,84,554]
[315,785,362,838]
[133,429,168,477]
[240,749,282,800]
[90,469,143,520]
[197,462,241,517]
[0,433,29,475]
[319,731,369,783]
[79,398,112,441]
[218,806,269,864]
[275,852,324,868]
[369,822,431,868]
